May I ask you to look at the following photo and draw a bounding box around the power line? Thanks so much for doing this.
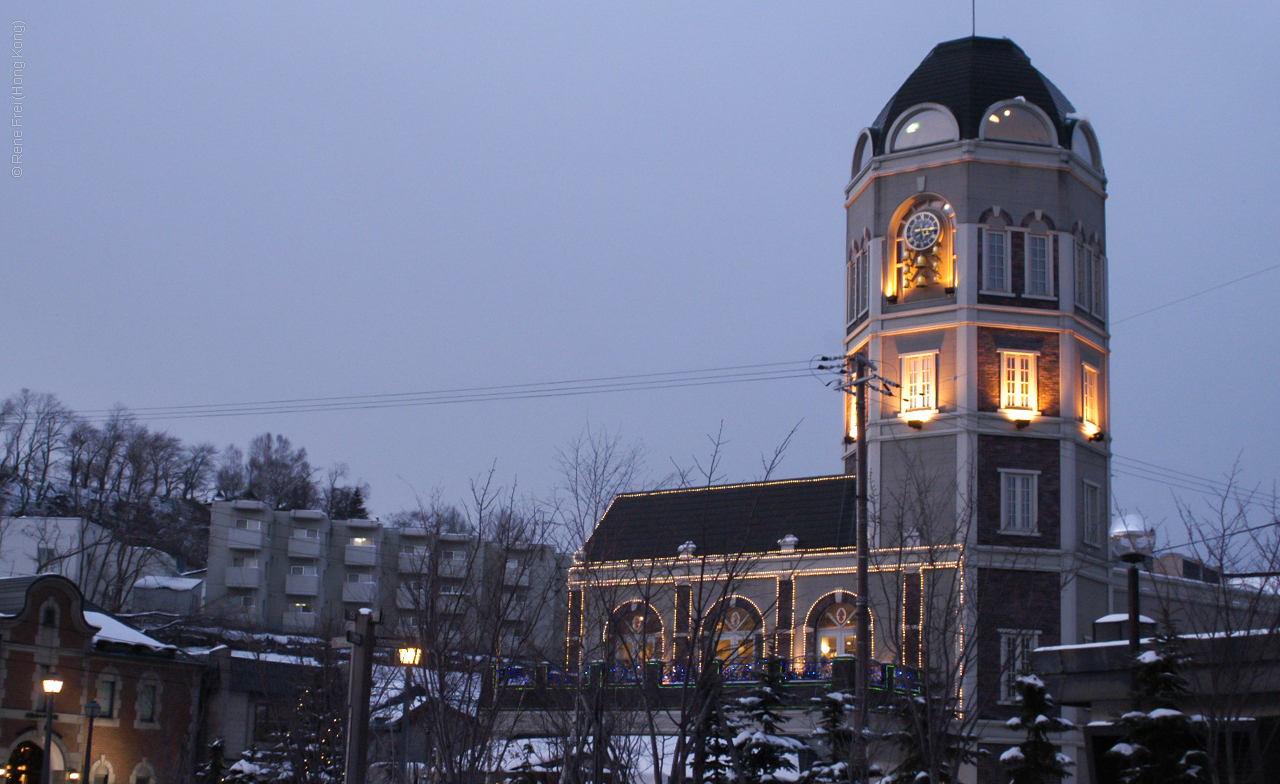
[76,362,816,424]
[1112,263,1279,325]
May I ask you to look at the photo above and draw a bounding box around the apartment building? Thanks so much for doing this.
[203,500,567,656]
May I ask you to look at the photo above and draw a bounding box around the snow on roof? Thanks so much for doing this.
[1095,613,1155,624]
[84,611,175,651]
[134,575,203,591]
[229,650,319,667]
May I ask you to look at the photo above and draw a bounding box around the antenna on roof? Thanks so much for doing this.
[972,0,976,37]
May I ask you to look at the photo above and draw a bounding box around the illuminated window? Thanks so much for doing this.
[1082,363,1100,427]
[611,605,663,664]
[983,231,1009,292]
[349,536,371,547]
[890,107,958,152]
[817,602,859,659]
[290,602,313,613]
[1026,235,1052,296]
[1000,470,1039,534]
[713,606,758,663]
[1082,481,1104,546]
[1000,352,1037,411]
[900,352,937,413]
[999,629,1040,702]
[982,104,1053,145]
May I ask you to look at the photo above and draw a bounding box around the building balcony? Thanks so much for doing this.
[285,574,320,595]
[225,567,261,589]
[396,586,427,611]
[227,529,263,550]
[343,582,377,603]
[344,545,378,567]
[398,551,429,573]
[502,570,531,588]
[288,538,322,559]
[282,611,317,633]
[438,560,468,579]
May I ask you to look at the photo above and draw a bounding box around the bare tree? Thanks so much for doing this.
[1144,465,1280,784]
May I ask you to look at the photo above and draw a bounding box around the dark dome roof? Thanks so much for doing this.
[872,36,1075,153]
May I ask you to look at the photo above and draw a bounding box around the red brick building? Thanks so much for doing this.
[0,575,202,784]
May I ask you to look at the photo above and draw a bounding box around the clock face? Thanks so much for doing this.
[903,210,943,252]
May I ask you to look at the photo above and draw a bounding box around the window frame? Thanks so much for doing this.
[1081,362,1100,428]
[847,241,870,323]
[982,229,1010,294]
[887,104,960,153]
[999,629,1041,703]
[899,351,939,415]
[1082,480,1104,547]
[998,351,1039,413]
[979,100,1058,147]
[233,518,261,531]
[1024,233,1053,297]
[999,469,1040,535]
[134,678,161,727]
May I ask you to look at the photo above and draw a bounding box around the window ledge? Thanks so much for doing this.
[980,289,1015,297]
[1021,292,1057,301]
[997,528,1041,537]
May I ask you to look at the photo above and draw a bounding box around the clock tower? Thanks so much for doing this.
[843,35,1111,765]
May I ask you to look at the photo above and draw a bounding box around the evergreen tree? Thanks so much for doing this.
[881,687,982,784]
[1106,634,1209,784]
[1001,674,1075,784]
[696,689,738,784]
[222,747,270,784]
[196,738,228,784]
[805,686,854,783]
[733,658,805,784]
[347,486,370,519]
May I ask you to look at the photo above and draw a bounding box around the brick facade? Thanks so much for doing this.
[0,576,201,784]
[976,434,1061,549]
[975,327,1061,417]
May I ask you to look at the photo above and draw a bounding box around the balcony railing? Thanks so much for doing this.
[344,544,377,567]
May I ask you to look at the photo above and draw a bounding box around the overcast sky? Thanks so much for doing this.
[3,2,1278,543]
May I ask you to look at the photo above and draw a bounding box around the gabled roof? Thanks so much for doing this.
[581,475,857,563]
[871,36,1076,152]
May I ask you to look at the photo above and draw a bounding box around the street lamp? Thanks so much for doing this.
[397,647,421,784]
[79,701,101,784]
[1111,514,1155,708]
[41,678,63,784]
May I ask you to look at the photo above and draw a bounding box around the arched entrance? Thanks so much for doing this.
[609,601,664,664]
[10,741,44,784]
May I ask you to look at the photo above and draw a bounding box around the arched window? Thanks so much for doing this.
[609,602,663,664]
[851,130,873,176]
[1071,121,1102,171]
[981,102,1054,146]
[712,604,759,663]
[889,106,959,152]
[817,603,858,658]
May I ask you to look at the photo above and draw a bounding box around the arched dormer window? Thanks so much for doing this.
[888,105,959,152]
[852,130,874,177]
[980,100,1056,146]
[1070,121,1103,172]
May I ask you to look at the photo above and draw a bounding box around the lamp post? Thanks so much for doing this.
[79,702,101,784]
[41,678,63,784]
[1110,515,1155,709]
[396,646,421,784]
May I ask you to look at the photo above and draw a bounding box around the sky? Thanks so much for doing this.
[3,2,1279,545]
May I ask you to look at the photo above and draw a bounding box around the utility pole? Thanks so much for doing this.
[825,351,896,783]
[344,609,378,784]
[854,352,872,774]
